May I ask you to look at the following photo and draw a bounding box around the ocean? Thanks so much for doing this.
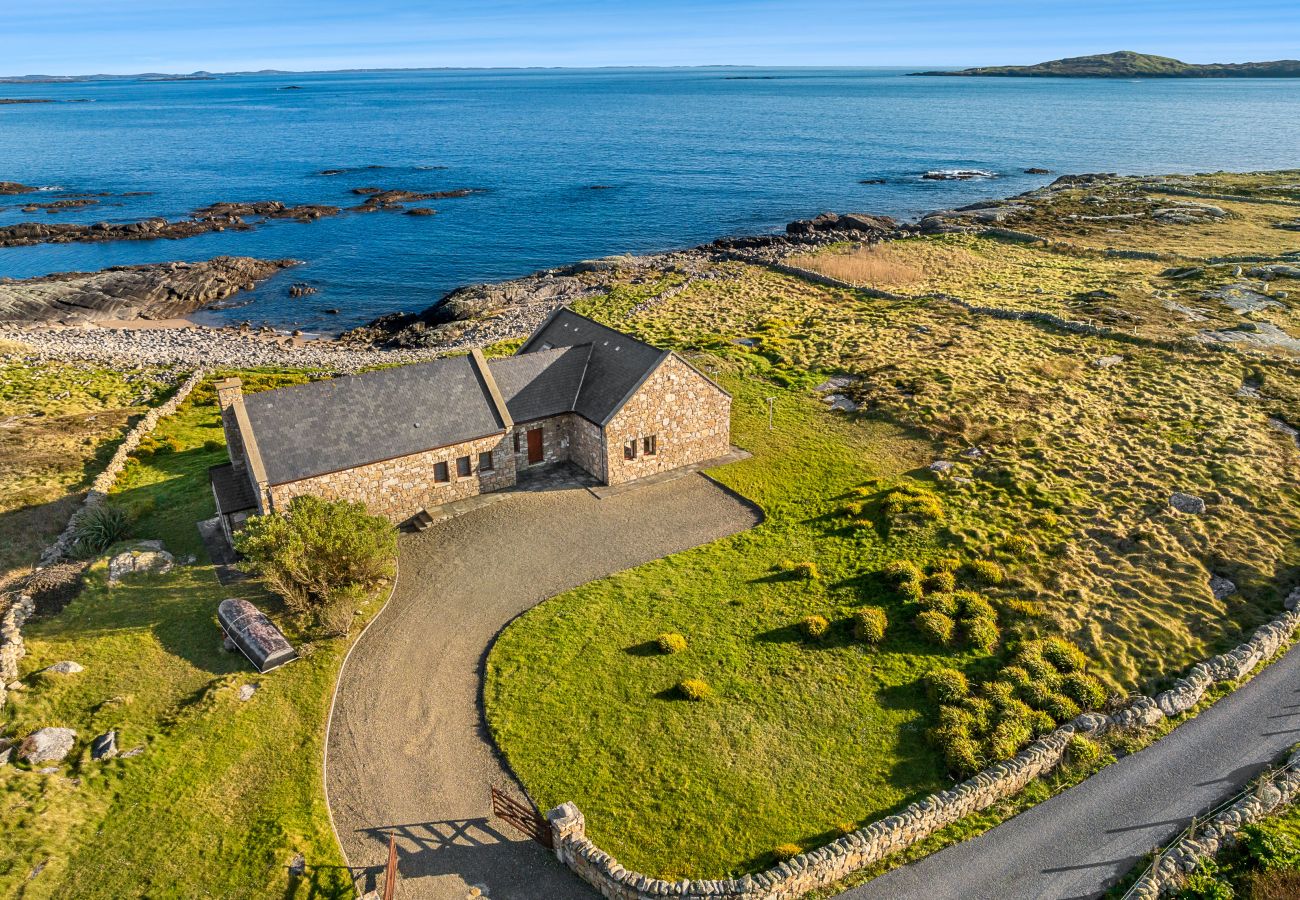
[1,67,1297,332]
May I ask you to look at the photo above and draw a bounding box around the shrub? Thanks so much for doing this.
[234,495,397,626]
[202,438,225,453]
[938,730,982,778]
[997,697,1034,724]
[923,667,968,703]
[677,678,711,701]
[791,561,819,581]
[853,607,888,644]
[841,500,865,518]
[1001,666,1032,688]
[956,591,997,622]
[962,697,994,735]
[983,680,1018,710]
[1027,709,1057,736]
[1020,680,1054,709]
[772,844,802,863]
[916,610,955,645]
[1175,867,1233,900]
[657,633,688,654]
[834,821,858,838]
[1060,672,1108,709]
[925,571,956,593]
[1001,535,1035,558]
[918,592,959,616]
[966,618,1000,654]
[930,556,962,574]
[1003,597,1046,618]
[800,614,830,639]
[1240,822,1300,871]
[883,485,945,531]
[988,718,1033,759]
[968,559,1005,585]
[1066,734,1102,767]
[883,560,923,585]
[319,583,366,637]
[1042,692,1082,722]
[70,503,132,558]
[1021,656,1062,688]
[936,705,972,732]
[897,579,924,603]
[1041,637,1089,673]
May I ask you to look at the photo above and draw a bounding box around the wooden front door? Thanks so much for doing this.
[526,428,544,465]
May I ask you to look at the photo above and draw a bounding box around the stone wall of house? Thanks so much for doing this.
[564,413,607,482]
[269,431,516,523]
[602,354,731,486]
[511,416,570,474]
[543,588,1300,900]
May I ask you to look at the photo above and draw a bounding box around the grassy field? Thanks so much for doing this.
[0,369,372,899]
[486,171,1300,879]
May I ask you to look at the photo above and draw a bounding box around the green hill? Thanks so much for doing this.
[914,50,1300,78]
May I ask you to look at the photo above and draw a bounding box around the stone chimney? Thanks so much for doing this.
[215,378,249,476]
[215,377,244,412]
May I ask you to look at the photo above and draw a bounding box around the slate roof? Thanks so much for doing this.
[241,355,507,485]
[516,309,668,425]
[487,344,592,423]
[209,462,258,513]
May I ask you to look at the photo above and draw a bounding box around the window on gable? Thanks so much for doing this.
[434,461,450,483]
[623,439,637,461]
[478,451,495,472]
[643,435,657,456]
[513,430,521,453]
[457,455,472,478]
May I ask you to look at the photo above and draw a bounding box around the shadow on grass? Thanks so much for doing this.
[624,640,665,658]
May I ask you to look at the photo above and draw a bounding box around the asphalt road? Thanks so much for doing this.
[844,639,1300,900]
[325,470,759,900]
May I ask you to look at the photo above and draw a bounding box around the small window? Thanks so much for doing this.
[623,439,637,461]
[478,451,495,472]
[513,431,521,453]
[643,435,657,456]
[434,461,449,483]
[539,341,554,351]
[457,456,472,478]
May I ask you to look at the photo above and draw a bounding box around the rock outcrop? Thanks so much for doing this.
[107,541,175,584]
[0,256,298,323]
[19,727,76,764]
[0,181,36,194]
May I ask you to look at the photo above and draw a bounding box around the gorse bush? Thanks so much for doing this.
[956,591,997,622]
[657,632,688,654]
[925,571,956,593]
[772,843,802,863]
[988,718,1032,760]
[234,494,396,630]
[1060,672,1108,709]
[918,592,959,616]
[897,579,924,603]
[883,483,945,531]
[883,560,923,585]
[968,559,1005,585]
[1042,692,1082,722]
[916,610,955,645]
[792,561,819,581]
[966,617,1000,654]
[1001,535,1035,558]
[1041,636,1089,673]
[1066,734,1101,767]
[677,678,711,701]
[800,614,830,639]
[924,667,969,703]
[71,503,132,558]
[853,606,888,644]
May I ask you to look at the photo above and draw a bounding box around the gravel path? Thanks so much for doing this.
[326,473,759,899]
[842,640,1300,900]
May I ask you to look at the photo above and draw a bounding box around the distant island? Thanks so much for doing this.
[913,50,1300,78]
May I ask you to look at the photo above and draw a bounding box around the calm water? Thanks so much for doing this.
[1,68,1298,331]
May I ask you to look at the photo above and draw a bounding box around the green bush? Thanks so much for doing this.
[923,667,969,703]
[1042,692,1082,722]
[883,484,945,530]
[925,571,956,593]
[897,579,924,603]
[1060,672,1108,709]
[319,583,366,638]
[1003,597,1046,618]
[841,500,865,518]
[884,560,923,585]
[677,678,711,701]
[1001,535,1035,558]
[936,705,972,732]
[966,618,1000,654]
[202,438,225,453]
[988,718,1033,760]
[916,610,956,645]
[70,503,132,558]
[234,494,397,627]
[962,696,994,735]
[997,697,1034,723]
[1027,709,1057,737]
[1001,666,1032,688]
[657,633,688,654]
[800,614,830,639]
[930,556,962,574]
[1240,821,1300,871]
[968,559,1005,585]
[918,592,959,616]
[1041,637,1089,673]
[773,843,802,863]
[937,729,982,778]
[1019,680,1054,709]
[1174,866,1233,900]
[1066,734,1102,767]
[955,591,997,622]
[983,680,1018,709]
[791,561,819,581]
[852,607,888,644]
[1021,656,1062,688]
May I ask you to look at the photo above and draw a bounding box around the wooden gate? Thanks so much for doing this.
[491,786,553,849]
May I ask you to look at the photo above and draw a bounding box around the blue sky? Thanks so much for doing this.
[4,1,1299,75]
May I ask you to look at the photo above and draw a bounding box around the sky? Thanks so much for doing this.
[3,0,1299,75]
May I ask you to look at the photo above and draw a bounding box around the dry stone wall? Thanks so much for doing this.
[603,354,731,486]
[269,431,515,523]
[545,588,1300,900]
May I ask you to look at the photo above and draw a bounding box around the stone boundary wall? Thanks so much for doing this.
[1126,748,1300,899]
[0,367,207,714]
[1147,185,1300,209]
[543,589,1300,899]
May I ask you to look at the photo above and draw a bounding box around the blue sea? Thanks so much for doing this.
[1,68,1298,332]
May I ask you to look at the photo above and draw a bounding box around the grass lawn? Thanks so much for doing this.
[0,368,371,899]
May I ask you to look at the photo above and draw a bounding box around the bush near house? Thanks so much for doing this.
[234,494,396,634]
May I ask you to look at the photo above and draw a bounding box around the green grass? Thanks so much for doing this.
[0,368,371,899]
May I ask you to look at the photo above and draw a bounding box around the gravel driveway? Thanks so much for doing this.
[326,472,759,899]
[843,639,1300,899]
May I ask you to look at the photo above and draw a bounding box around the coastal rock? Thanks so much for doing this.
[19,727,76,764]
[1024,168,1052,175]
[0,181,36,194]
[0,256,298,324]
[405,207,437,216]
[786,211,897,236]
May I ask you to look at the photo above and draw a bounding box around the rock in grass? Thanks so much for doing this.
[1210,575,1237,600]
[1092,355,1124,369]
[19,727,76,764]
[0,742,12,766]
[238,683,259,702]
[107,543,174,584]
[929,460,955,475]
[41,660,84,675]
[1170,492,1206,515]
[119,746,145,759]
[91,730,117,761]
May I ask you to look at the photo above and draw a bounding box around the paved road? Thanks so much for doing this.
[326,471,759,900]
[845,639,1300,900]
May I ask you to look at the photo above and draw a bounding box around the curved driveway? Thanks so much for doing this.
[326,472,759,899]
[844,638,1300,900]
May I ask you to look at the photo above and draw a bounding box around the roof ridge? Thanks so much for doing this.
[569,343,594,413]
[470,348,513,431]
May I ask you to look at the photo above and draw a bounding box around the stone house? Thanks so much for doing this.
[209,309,731,534]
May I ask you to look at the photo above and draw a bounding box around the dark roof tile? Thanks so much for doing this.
[487,345,591,423]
